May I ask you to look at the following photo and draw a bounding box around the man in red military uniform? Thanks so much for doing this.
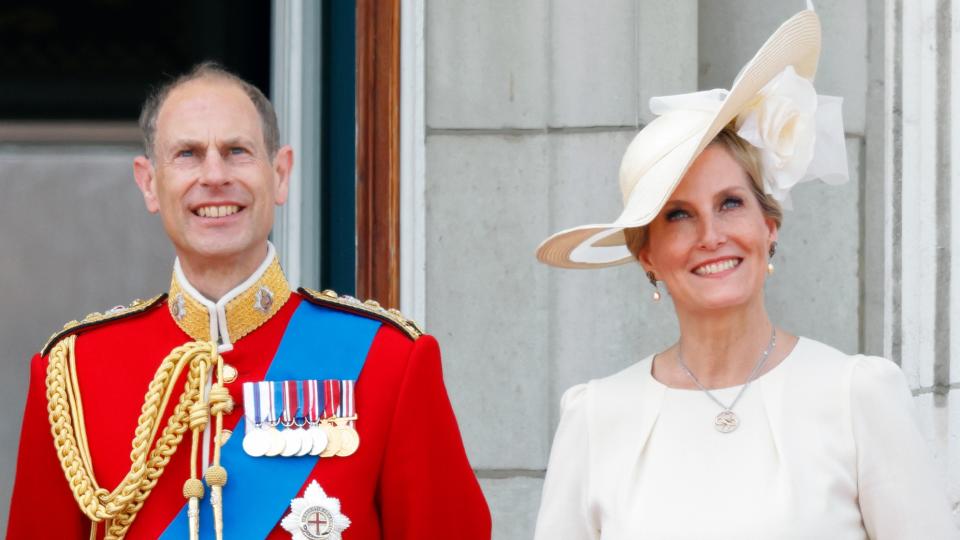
[7,63,491,540]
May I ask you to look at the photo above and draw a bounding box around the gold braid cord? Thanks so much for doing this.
[46,336,232,540]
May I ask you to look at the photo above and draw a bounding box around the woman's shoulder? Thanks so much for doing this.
[557,356,655,414]
[561,354,652,392]
[595,355,655,390]
[788,337,907,396]
[789,337,896,374]
[589,356,658,407]
[557,356,664,441]
[555,357,664,475]
[791,336,857,367]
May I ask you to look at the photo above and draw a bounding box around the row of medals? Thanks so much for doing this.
[243,418,360,458]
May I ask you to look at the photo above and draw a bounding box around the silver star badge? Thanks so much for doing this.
[280,480,350,540]
[171,293,186,321]
[254,285,274,314]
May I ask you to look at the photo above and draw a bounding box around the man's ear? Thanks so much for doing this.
[272,145,294,206]
[133,156,160,214]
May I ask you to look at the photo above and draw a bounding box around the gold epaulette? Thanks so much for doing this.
[41,294,167,356]
[298,288,424,340]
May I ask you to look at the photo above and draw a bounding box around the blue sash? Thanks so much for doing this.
[159,301,381,539]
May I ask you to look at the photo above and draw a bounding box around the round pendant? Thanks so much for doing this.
[319,422,341,458]
[295,428,313,456]
[336,426,360,457]
[308,426,329,456]
[242,426,269,457]
[714,410,739,433]
[280,427,302,457]
[265,426,286,456]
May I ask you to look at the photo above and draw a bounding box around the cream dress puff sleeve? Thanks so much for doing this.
[851,356,958,539]
[533,383,601,540]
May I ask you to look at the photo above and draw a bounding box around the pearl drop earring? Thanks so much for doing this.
[647,271,661,301]
[767,241,778,275]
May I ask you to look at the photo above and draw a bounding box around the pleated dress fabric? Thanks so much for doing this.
[533,338,958,540]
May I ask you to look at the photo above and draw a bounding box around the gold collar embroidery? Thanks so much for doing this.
[168,246,291,346]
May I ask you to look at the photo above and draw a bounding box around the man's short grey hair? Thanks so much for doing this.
[138,61,280,160]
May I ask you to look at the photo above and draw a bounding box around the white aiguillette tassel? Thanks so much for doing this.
[206,354,234,540]
[206,465,228,540]
[183,350,213,540]
[183,478,204,540]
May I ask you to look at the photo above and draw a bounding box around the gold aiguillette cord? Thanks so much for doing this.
[46,336,233,540]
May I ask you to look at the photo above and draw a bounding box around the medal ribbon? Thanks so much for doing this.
[294,381,305,425]
[161,301,380,540]
[258,381,276,426]
[340,380,356,426]
[304,380,322,424]
[242,382,262,427]
[272,381,285,428]
[323,379,341,420]
[281,380,300,426]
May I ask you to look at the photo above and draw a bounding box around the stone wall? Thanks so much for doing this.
[876,0,960,523]
[0,145,173,531]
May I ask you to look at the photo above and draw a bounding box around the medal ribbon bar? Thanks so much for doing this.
[339,380,356,427]
[281,380,298,426]
[304,379,322,424]
[322,379,341,420]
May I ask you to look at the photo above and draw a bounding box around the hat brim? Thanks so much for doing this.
[537,9,821,269]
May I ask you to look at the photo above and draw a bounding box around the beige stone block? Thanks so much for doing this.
[427,0,549,129]
[480,476,543,540]
[425,133,552,468]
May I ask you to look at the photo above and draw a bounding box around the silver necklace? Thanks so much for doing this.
[675,326,777,433]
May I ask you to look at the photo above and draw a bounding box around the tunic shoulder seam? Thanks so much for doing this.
[41,294,167,357]
[298,287,423,340]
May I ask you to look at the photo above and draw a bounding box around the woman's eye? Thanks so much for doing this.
[721,197,743,210]
[666,209,689,221]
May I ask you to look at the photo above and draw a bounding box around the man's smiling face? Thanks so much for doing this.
[136,77,289,266]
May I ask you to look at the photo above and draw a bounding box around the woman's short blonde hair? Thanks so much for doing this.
[623,125,783,261]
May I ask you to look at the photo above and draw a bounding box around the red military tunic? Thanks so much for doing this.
[7,250,490,539]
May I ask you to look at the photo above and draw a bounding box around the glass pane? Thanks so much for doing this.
[0,0,271,120]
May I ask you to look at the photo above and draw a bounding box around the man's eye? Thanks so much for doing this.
[666,209,689,221]
[177,150,194,158]
[721,197,743,210]
[229,147,247,155]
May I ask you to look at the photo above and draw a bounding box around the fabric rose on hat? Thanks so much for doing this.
[735,65,818,204]
[645,66,848,208]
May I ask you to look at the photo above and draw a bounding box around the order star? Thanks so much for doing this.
[280,480,351,540]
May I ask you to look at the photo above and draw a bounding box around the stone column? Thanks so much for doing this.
[872,0,960,519]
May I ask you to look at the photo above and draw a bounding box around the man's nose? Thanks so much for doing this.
[199,151,230,186]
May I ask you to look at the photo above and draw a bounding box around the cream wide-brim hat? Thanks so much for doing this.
[536,10,822,269]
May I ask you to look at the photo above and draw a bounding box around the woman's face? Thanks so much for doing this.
[639,144,777,315]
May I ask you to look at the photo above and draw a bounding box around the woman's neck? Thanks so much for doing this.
[654,296,794,389]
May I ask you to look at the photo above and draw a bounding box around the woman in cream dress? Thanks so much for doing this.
[533,9,957,540]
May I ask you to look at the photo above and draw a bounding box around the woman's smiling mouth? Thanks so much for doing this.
[692,257,742,276]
